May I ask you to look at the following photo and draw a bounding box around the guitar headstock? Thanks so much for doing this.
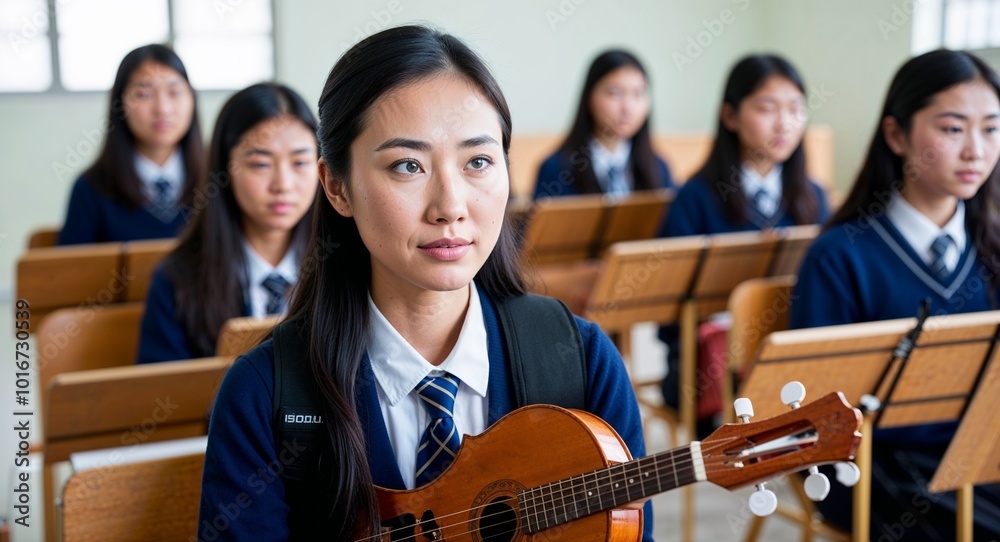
[700,391,862,490]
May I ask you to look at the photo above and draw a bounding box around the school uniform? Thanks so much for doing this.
[136,242,298,364]
[659,165,830,237]
[57,151,188,245]
[533,139,674,198]
[658,166,830,430]
[791,195,1000,541]
[198,283,653,541]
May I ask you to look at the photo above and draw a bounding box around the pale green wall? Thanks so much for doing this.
[0,0,913,294]
[758,0,914,197]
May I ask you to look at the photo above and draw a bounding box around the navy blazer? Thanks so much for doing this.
[533,150,675,199]
[660,175,830,237]
[58,175,188,245]
[198,287,654,541]
[136,265,251,364]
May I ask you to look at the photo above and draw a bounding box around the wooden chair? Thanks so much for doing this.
[121,238,178,302]
[17,243,123,323]
[61,452,205,541]
[27,226,60,248]
[725,275,849,542]
[216,315,282,357]
[36,302,145,397]
[43,357,232,541]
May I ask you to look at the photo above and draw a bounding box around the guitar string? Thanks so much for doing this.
[353,449,729,542]
[352,447,707,542]
[351,457,780,542]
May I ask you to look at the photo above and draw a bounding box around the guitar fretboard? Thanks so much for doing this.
[517,442,705,533]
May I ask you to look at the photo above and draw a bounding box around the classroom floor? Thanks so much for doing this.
[0,298,834,541]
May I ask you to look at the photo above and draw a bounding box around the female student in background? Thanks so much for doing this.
[658,54,830,431]
[136,83,318,364]
[660,54,828,236]
[533,49,674,198]
[198,26,651,541]
[58,44,203,245]
[792,49,1000,541]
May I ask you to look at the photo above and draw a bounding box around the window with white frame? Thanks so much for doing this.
[0,0,274,93]
[912,0,1000,55]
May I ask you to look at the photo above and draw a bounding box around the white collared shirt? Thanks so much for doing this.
[741,163,783,216]
[368,282,490,489]
[886,194,966,273]
[134,150,184,205]
[242,241,299,317]
[590,138,634,195]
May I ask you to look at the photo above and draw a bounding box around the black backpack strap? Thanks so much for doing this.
[496,294,587,410]
[272,320,325,481]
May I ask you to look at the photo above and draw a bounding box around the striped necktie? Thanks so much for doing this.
[929,234,953,279]
[414,374,461,486]
[261,273,290,315]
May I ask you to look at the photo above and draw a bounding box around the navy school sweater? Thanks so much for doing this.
[197,287,654,541]
[533,150,675,199]
[57,175,188,245]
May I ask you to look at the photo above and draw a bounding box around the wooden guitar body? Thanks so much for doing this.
[374,405,642,541]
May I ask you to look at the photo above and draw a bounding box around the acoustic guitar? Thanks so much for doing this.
[362,391,861,541]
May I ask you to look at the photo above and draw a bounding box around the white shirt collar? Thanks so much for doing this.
[589,138,633,194]
[368,282,490,407]
[886,194,966,266]
[741,163,783,213]
[242,240,299,317]
[135,150,184,200]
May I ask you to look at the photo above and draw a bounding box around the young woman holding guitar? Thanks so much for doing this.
[197,25,861,541]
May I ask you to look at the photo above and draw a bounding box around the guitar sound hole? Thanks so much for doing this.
[478,497,518,542]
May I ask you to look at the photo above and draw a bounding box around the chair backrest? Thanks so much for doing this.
[27,226,60,248]
[44,357,231,465]
[768,225,820,276]
[506,125,836,201]
[122,239,178,302]
[36,302,145,394]
[216,315,282,358]
[728,275,798,375]
[61,452,205,541]
[17,243,123,323]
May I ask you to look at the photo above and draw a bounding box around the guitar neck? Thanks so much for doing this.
[517,442,706,533]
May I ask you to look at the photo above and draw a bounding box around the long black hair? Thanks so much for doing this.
[695,54,821,226]
[829,49,1000,294]
[83,44,202,209]
[286,25,525,538]
[557,49,663,194]
[165,83,317,358]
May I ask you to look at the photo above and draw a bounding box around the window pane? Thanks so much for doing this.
[944,0,970,49]
[0,30,50,91]
[966,0,991,49]
[173,0,271,35]
[174,36,272,90]
[57,0,169,91]
[0,0,51,91]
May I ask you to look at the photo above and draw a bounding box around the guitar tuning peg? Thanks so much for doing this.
[748,482,777,517]
[803,467,831,501]
[834,461,861,487]
[734,397,754,423]
[780,381,806,409]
